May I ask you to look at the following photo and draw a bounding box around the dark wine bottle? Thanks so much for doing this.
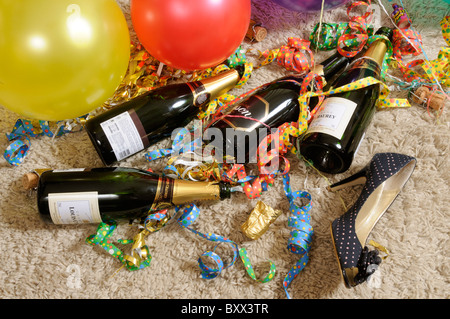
[206,50,352,164]
[84,69,241,166]
[298,27,394,174]
[24,167,231,225]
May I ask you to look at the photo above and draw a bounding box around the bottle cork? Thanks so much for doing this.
[246,20,267,42]
[23,172,39,190]
[412,86,446,111]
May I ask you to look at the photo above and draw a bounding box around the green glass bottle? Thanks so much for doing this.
[299,27,393,174]
[207,49,352,163]
[24,168,231,225]
[84,69,240,166]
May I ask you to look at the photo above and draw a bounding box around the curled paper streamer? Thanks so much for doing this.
[4,119,84,166]
[226,45,247,68]
[421,48,450,88]
[241,200,282,240]
[102,41,174,108]
[281,173,313,299]
[85,221,152,271]
[258,37,315,74]
[239,248,276,283]
[145,127,201,163]
[219,71,323,199]
[120,229,152,270]
[176,203,239,279]
[310,0,375,57]
[145,127,223,182]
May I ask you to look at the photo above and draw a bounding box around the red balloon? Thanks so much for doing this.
[131,0,251,71]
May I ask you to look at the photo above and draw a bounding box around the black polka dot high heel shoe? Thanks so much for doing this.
[329,153,416,288]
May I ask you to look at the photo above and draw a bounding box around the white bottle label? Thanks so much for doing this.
[307,97,357,140]
[100,111,144,161]
[52,169,86,173]
[48,192,102,224]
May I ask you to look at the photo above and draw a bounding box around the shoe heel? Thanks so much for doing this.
[327,167,367,192]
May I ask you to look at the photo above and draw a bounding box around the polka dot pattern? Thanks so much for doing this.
[281,173,314,299]
[4,119,77,166]
[331,153,416,286]
[259,37,314,74]
[239,247,276,283]
[226,45,246,68]
[389,15,449,89]
[441,16,450,46]
[86,221,152,271]
[175,204,239,279]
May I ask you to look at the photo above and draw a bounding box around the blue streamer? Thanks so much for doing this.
[281,173,314,299]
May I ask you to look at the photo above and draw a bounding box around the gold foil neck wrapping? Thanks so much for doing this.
[310,64,324,77]
[363,40,389,67]
[241,201,282,240]
[171,180,222,206]
[200,69,240,101]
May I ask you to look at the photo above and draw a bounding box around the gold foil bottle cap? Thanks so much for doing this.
[241,201,282,240]
[200,69,240,100]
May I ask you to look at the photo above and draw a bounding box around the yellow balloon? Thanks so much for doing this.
[0,0,130,121]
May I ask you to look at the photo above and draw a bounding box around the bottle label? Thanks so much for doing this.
[307,97,357,140]
[151,178,221,210]
[48,192,102,224]
[100,110,148,161]
[221,94,270,132]
[151,177,174,210]
[52,168,86,173]
[186,81,209,106]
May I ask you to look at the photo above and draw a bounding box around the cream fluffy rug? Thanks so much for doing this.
[0,0,449,300]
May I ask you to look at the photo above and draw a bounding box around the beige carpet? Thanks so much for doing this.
[0,0,449,300]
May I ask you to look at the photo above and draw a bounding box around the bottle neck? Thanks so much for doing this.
[153,178,230,209]
[319,53,351,82]
[193,69,240,107]
[362,39,389,67]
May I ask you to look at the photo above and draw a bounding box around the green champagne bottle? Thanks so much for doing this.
[24,168,231,225]
[85,69,240,166]
[299,27,393,174]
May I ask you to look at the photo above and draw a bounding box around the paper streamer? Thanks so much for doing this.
[281,173,313,299]
[3,119,83,166]
[226,46,247,68]
[145,128,201,162]
[239,248,276,283]
[258,37,315,74]
[310,0,375,56]
[85,221,152,271]
[176,203,239,279]
[301,76,410,111]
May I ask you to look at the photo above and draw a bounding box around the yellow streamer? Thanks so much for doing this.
[298,76,411,110]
